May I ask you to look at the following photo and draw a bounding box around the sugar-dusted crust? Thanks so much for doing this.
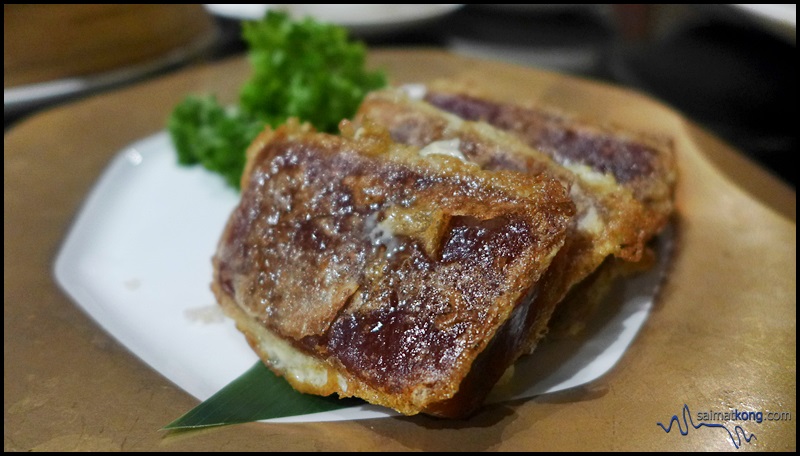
[212,120,574,417]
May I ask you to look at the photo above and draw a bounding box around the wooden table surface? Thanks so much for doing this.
[4,50,795,451]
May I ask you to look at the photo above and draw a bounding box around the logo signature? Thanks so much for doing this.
[657,404,757,449]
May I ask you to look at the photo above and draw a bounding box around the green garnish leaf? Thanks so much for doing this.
[167,11,387,189]
[240,12,386,134]
[167,95,263,189]
[163,362,363,430]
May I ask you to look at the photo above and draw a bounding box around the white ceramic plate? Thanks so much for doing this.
[54,132,672,423]
[732,4,796,28]
[730,4,796,42]
[204,4,463,37]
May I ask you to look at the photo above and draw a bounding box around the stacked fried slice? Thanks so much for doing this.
[212,120,575,417]
[212,81,676,419]
[353,85,675,351]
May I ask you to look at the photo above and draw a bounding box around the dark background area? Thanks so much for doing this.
[5,4,795,188]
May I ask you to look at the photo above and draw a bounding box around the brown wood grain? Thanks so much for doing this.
[4,5,216,88]
[4,50,795,451]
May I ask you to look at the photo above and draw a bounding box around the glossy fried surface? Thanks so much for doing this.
[354,89,660,260]
[422,82,676,230]
[212,121,574,416]
[354,88,671,352]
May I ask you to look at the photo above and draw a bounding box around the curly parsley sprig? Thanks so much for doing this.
[168,11,386,189]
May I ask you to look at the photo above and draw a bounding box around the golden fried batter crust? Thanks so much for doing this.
[353,87,674,353]
[421,81,676,231]
[212,120,574,417]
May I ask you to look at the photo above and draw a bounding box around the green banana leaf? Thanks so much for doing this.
[163,362,363,430]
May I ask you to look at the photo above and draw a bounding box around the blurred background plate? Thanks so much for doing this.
[730,3,796,43]
[204,4,463,37]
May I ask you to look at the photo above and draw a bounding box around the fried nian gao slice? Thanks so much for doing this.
[353,87,675,351]
[421,82,676,231]
[420,84,677,340]
[212,121,574,418]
